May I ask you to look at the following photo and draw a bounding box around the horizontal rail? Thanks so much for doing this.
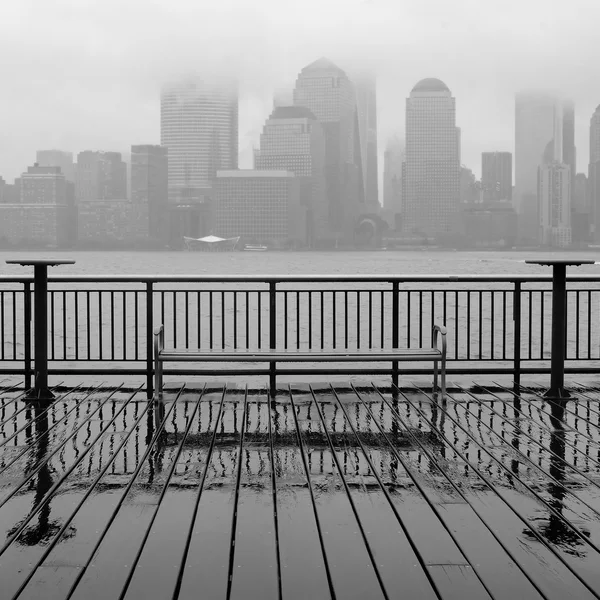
[0,273,599,284]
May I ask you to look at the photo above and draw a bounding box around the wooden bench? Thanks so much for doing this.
[153,324,447,399]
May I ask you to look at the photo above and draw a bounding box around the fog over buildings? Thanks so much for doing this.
[2,0,600,187]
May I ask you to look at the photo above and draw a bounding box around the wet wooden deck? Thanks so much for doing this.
[1,379,600,599]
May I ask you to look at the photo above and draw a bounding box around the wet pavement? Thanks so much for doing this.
[1,379,600,599]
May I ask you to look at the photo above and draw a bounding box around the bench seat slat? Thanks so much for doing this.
[158,349,442,362]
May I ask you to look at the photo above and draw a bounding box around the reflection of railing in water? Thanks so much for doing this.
[0,274,600,393]
[2,391,600,488]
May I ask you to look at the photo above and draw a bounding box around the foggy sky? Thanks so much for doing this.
[1,0,599,187]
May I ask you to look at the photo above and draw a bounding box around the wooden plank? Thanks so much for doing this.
[121,389,224,600]
[272,397,332,600]
[229,392,279,600]
[291,384,385,600]
[176,390,246,600]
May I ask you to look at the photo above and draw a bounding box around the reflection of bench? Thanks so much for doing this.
[153,324,447,399]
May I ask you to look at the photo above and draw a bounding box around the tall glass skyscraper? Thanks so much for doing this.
[293,58,362,241]
[403,78,460,239]
[353,74,379,208]
[160,77,238,203]
[254,105,326,245]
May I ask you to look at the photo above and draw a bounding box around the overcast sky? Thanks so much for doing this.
[1,0,599,186]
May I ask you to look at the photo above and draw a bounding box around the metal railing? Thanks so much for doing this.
[1,274,600,396]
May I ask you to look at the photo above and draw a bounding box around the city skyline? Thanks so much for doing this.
[2,0,600,189]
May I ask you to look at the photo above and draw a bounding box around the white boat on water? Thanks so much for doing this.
[244,244,268,252]
[183,235,240,252]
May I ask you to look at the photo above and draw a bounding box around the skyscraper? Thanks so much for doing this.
[131,145,168,244]
[36,150,74,182]
[161,77,238,204]
[538,162,571,247]
[403,78,460,239]
[588,105,600,241]
[383,136,404,220]
[481,152,512,202]
[353,74,379,208]
[254,105,326,245]
[75,151,127,202]
[515,93,574,241]
[293,58,362,241]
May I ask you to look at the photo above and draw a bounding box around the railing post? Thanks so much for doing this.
[269,281,276,397]
[392,280,399,388]
[513,281,521,388]
[23,281,32,391]
[146,282,154,399]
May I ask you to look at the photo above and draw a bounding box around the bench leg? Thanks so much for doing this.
[441,357,446,399]
[433,360,438,394]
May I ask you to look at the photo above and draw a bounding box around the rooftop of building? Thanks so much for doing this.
[411,77,450,93]
[300,57,346,76]
[269,106,317,120]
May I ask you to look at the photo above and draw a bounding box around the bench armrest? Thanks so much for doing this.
[154,324,165,357]
[432,324,447,357]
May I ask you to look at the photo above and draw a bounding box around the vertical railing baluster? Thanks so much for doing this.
[12,292,17,361]
[0,291,4,360]
[454,291,459,359]
[321,292,324,350]
[134,291,139,359]
[576,290,580,360]
[308,291,312,350]
[209,292,214,349]
[540,291,545,359]
[528,290,533,360]
[419,291,423,349]
[24,282,32,390]
[380,290,384,349]
[258,291,262,350]
[86,292,91,359]
[63,291,67,360]
[467,291,471,360]
[430,290,434,345]
[75,291,79,361]
[284,291,288,349]
[332,291,336,349]
[50,290,55,360]
[478,291,483,360]
[356,291,360,349]
[588,290,592,359]
[185,291,189,349]
[269,282,276,393]
[344,291,348,349]
[369,291,373,350]
[406,290,411,348]
[173,291,177,349]
[491,291,495,360]
[502,291,507,360]
[296,291,300,349]
[123,291,127,360]
[233,292,238,350]
[198,291,202,349]
[221,291,226,350]
[514,281,522,386]
[146,282,154,398]
[392,280,399,387]
[246,291,250,349]
[98,291,103,360]
[111,291,115,360]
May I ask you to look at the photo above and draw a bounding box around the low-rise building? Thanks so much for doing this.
[77,200,149,247]
[0,204,69,248]
[214,170,303,247]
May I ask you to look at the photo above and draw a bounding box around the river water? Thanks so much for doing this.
[1,249,599,277]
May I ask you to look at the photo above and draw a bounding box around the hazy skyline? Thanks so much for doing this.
[1,0,599,185]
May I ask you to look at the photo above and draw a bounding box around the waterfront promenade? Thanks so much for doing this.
[1,379,600,599]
